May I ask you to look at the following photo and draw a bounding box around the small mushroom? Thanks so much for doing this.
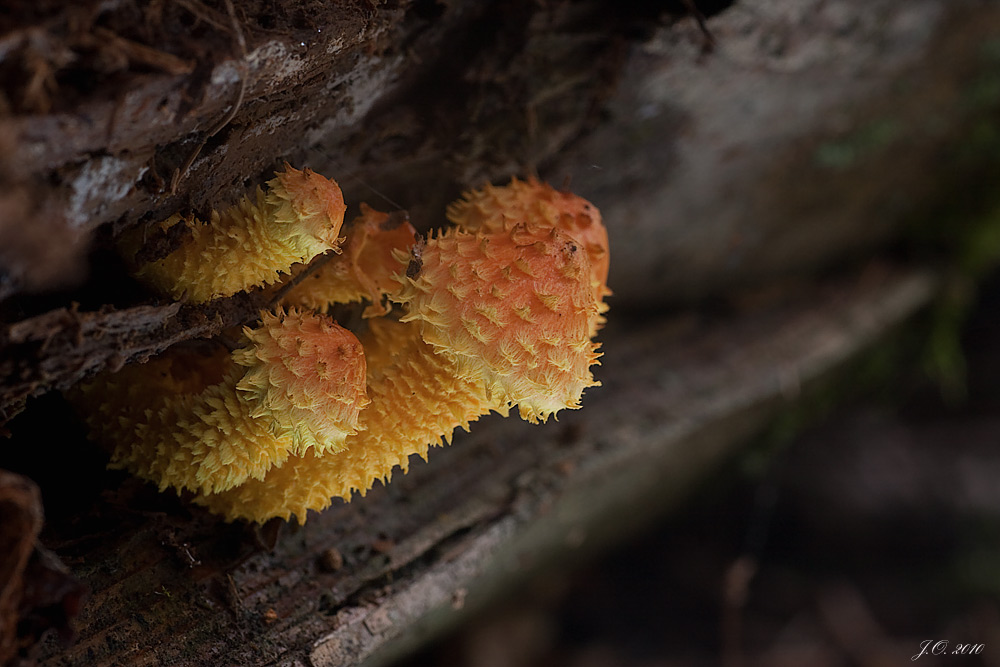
[234,308,369,454]
[128,164,347,303]
[72,310,367,496]
[282,203,418,317]
[194,318,505,523]
[393,223,602,423]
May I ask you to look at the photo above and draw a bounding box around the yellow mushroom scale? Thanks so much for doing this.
[130,164,347,303]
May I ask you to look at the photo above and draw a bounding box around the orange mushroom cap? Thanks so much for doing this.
[282,203,417,317]
[233,308,369,455]
[266,163,347,250]
[394,222,602,423]
[446,177,610,307]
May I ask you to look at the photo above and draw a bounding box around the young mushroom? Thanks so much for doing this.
[123,164,347,303]
[72,310,368,495]
[72,170,609,524]
[393,222,602,423]
[281,203,418,317]
[194,317,506,522]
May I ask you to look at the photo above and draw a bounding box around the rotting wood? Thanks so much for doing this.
[13,263,933,667]
[2,0,997,414]
[0,0,997,664]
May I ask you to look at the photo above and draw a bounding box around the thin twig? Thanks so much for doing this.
[266,251,340,309]
[310,146,406,212]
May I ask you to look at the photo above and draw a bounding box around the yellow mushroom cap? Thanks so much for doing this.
[266,163,348,249]
[195,318,504,523]
[234,308,369,455]
[130,164,347,303]
[446,177,610,302]
[394,223,602,423]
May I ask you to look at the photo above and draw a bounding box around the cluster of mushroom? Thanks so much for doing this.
[73,165,609,523]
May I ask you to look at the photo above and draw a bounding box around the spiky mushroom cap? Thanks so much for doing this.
[266,163,348,250]
[195,318,504,523]
[394,223,602,423]
[233,308,369,455]
[72,349,297,495]
[282,203,417,317]
[446,177,610,303]
[128,164,347,303]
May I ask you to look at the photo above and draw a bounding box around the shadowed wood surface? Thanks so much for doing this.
[11,263,931,667]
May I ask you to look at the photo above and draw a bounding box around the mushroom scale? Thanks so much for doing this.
[195,318,506,523]
[128,164,347,303]
[393,223,602,423]
[446,177,611,309]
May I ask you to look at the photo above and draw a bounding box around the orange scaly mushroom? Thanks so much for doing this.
[234,308,369,454]
[282,203,417,317]
[128,164,346,303]
[194,318,505,523]
[74,171,608,524]
[73,310,368,495]
[393,222,602,423]
[196,220,603,522]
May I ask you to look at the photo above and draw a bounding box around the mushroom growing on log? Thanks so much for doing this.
[71,175,609,523]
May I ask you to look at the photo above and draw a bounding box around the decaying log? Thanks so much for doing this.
[0,0,997,663]
[8,264,928,666]
[1,0,999,414]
